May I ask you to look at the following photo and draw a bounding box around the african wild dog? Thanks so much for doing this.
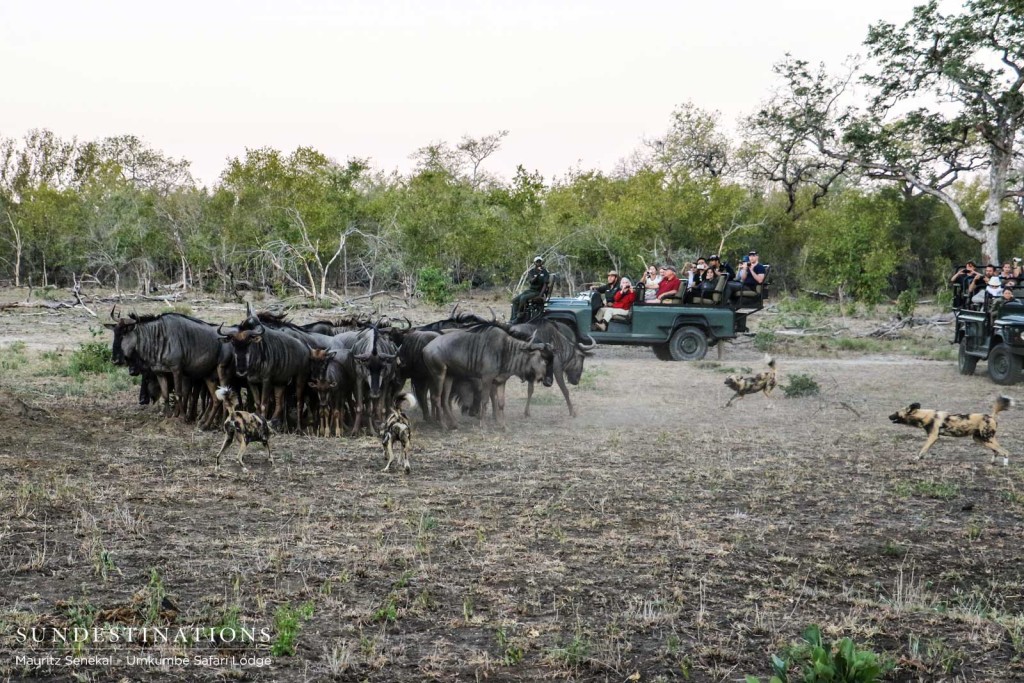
[724,357,777,407]
[214,386,273,468]
[889,395,1014,465]
[381,392,417,474]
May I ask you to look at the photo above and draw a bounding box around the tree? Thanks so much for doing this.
[645,103,733,178]
[766,0,1024,263]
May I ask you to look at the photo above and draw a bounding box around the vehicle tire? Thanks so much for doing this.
[652,343,673,361]
[987,343,1022,385]
[958,340,978,376]
[668,326,708,361]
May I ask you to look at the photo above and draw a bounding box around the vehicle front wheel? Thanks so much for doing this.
[668,326,708,361]
[958,340,978,376]
[652,343,673,361]
[988,343,1022,385]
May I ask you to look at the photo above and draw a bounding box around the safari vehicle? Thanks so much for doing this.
[953,281,1024,384]
[534,268,771,361]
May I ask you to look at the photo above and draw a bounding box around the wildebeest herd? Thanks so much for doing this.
[104,304,596,469]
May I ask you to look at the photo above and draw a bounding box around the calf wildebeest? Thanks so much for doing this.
[105,308,223,421]
[381,392,417,473]
[218,323,311,432]
[511,318,596,417]
[422,322,554,430]
[214,386,272,468]
[346,326,400,436]
[307,346,352,437]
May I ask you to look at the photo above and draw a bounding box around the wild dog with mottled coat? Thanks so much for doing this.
[724,357,777,407]
[214,386,272,468]
[381,392,417,473]
[889,395,1014,465]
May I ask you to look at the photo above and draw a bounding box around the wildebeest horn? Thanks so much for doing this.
[579,334,597,351]
[109,305,118,321]
[402,316,413,330]
[129,310,138,320]
[253,323,265,336]
[488,306,497,322]
[246,301,253,317]
[528,330,537,344]
[449,303,460,319]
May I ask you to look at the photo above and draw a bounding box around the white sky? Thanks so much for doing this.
[1,0,926,188]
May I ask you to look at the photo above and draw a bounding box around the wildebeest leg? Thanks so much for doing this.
[157,374,172,417]
[257,380,272,420]
[350,383,365,437]
[294,374,307,433]
[264,440,273,466]
[524,380,534,418]
[172,371,186,419]
[439,374,459,430]
[917,427,941,459]
[198,379,220,430]
[975,434,1010,465]
[413,378,431,422]
[215,432,233,468]
[271,385,287,431]
[553,363,575,417]
[494,381,508,429]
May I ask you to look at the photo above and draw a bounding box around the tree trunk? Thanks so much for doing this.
[981,147,1011,265]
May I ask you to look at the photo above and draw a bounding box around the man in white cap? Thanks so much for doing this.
[511,256,551,322]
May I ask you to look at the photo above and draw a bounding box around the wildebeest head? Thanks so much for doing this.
[564,334,596,385]
[889,403,923,425]
[354,346,397,399]
[308,348,337,380]
[307,378,338,406]
[219,323,264,378]
[525,338,556,388]
[103,306,138,366]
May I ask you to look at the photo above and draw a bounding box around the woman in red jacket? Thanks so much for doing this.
[594,278,636,331]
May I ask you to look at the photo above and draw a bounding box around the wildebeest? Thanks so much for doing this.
[396,330,441,422]
[105,307,223,421]
[511,318,596,417]
[421,322,554,429]
[218,323,311,432]
[346,326,400,436]
[889,395,1014,465]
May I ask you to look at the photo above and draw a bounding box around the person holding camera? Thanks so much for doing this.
[639,264,662,303]
[594,277,636,330]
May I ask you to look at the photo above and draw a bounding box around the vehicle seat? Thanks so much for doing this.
[695,274,728,305]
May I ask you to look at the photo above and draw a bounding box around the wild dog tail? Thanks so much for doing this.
[994,395,1015,415]
[765,355,776,369]
[395,391,418,412]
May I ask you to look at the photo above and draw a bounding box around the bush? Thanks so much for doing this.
[417,267,456,306]
[746,624,891,683]
[754,330,776,353]
[895,289,918,319]
[64,341,114,376]
[781,373,819,397]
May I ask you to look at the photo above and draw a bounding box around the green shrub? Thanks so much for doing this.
[417,267,456,306]
[781,373,819,397]
[754,330,776,353]
[895,289,918,319]
[272,601,315,656]
[746,624,891,683]
[64,341,114,376]
[0,341,28,371]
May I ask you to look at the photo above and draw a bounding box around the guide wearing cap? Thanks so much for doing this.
[511,256,551,322]
[591,269,622,311]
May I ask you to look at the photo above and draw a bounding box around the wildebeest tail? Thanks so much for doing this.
[994,395,1015,415]
[395,391,418,412]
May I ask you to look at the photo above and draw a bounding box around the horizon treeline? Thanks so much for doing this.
[0,123,1018,304]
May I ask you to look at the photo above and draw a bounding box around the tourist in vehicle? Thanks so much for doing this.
[591,269,622,303]
[594,277,636,331]
[639,264,662,304]
[655,265,683,302]
[708,254,733,279]
[971,265,999,305]
[992,286,1017,317]
[738,251,767,291]
[691,257,718,302]
[511,256,550,322]
[952,261,982,293]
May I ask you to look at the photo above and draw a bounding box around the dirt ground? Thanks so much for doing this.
[2,292,1024,682]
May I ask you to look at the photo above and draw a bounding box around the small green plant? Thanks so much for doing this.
[143,568,169,625]
[64,341,114,376]
[547,631,590,669]
[0,341,28,371]
[754,330,776,352]
[746,624,891,682]
[496,626,524,665]
[895,289,918,319]
[417,266,456,306]
[372,595,399,623]
[272,600,315,656]
[62,598,97,657]
[781,373,819,398]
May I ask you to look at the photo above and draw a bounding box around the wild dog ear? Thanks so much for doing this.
[909,402,921,411]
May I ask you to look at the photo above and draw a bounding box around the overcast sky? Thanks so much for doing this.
[1,0,929,187]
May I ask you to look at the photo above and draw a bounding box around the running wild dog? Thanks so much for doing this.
[214,386,272,468]
[381,392,417,473]
[724,357,777,407]
[889,395,1014,465]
